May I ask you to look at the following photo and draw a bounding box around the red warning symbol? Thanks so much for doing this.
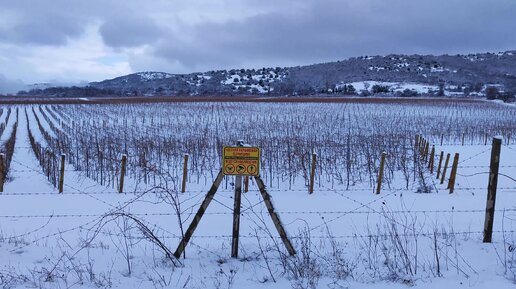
[236,164,246,174]
[225,164,235,174]
[247,164,257,175]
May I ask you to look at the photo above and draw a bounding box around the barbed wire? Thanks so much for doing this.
[1,155,516,199]
[9,158,120,208]
[10,142,193,212]
[8,168,123,172]
[194,230,516,239]
[8,164,516,173]
[458,165,516,168]
[457,172,490,178]
[0,208,515,219]
[454,187,516,191]
[7,185,159,253]
[504,145,516,154]
[2,185,516,197]
[306,178,515,248]
[95,229,516,241]
[5,115,514,199]
[307,189,401,232]
[458,147,492,164]
[3,110,516,250]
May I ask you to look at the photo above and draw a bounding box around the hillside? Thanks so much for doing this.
[16,50,516,99]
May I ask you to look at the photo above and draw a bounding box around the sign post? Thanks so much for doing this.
[222,146,260,177]
[173,142,295,259]
[223,143,260,258]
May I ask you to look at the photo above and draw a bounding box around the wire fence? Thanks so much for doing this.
[3,177,516,254]
[101,230,516,240]
[2,110,516,254]
[2,185,516,197]
[6,163,516,173]
[1,208,515,219]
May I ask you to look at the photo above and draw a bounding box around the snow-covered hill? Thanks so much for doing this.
[16,50,516,99]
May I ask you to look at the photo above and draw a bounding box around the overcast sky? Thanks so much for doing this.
[1,0,515,92]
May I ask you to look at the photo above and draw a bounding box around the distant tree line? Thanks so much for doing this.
[7,80,516,102]
[17,86,118,98]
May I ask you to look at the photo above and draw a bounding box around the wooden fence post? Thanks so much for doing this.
[424,142,430,162]
[232,173,243,258]
[483,137,502,243]
[231,140,245,258]
[58,154,65,193]
[181,154,189,193]
[119,154,127,193]
[0,153,4,193]
[447,153,459,194]
[440,153,450,185]
[484,133,488,145]
[174,170,224,258]
[436,151,444,179]
[376,152,386,194]
[461,133,465,146]
[254,176,296,256]
[422,138,427,158]
[440,134,444,146]
[428,145,435,173]
[309,153,316,194]
[415,134,420,149]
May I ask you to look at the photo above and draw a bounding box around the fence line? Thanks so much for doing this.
[1,208,515,219]
[458,147,492,164]
[458,165,516,168]
[95,230,516,241]
[4,151,516,195]
[2,186,516,196]
[6,141,512,174]
[6,183,164,253]
[4,128,514,197]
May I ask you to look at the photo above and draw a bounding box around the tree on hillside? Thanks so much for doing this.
[485,86,499,100]
[372,84,390,94]
[400,89,418,97]
[437,80,445,96]
[473,82,483,92]
[502,91,516,102]
[346,85,356,95]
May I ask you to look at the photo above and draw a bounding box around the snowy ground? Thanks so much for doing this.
[0,104,515,289]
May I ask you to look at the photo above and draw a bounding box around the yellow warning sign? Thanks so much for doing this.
[222,146,260,176]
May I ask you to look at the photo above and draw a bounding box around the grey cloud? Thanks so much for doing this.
[153,0,516,73]
[1,0,516,82]
[99,16,163,48]
[6,13,86,46]
[0,0,154,47]
[0,1,93,46]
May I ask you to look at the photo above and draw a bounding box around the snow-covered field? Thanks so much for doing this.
[0,100,515,289]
